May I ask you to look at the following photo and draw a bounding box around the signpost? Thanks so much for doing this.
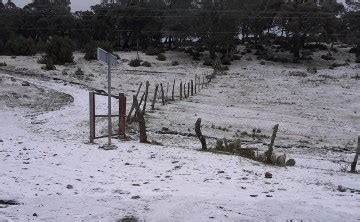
[97,48,117,149]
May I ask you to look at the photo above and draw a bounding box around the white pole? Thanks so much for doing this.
[107,53,112,146]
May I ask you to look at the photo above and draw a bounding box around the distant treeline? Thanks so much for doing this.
[0,0,359,63]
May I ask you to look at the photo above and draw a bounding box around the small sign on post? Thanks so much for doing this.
[97,48,117,149]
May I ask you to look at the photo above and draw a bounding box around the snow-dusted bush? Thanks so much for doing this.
[156,53,166,61]
[129,59,141,67]
[141,61,151,67]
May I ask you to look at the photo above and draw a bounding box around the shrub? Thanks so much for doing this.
[45,36,74,65]
[171,60,179,66]
[141,61,151,67]
[203,58,214,67]
[129,59,141,67]
[0,62,7,67]
[156,53,166,61]
[41,59,56,70]
[5,35,36,56]
[221,57,231,65]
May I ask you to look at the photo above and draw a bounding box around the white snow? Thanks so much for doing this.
[0,48,360,221]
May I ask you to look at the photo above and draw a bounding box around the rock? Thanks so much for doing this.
[0,139,3,142]
[66,184,73,189]
[33,213,38,217]
[21,81,30,87]
[338,185,346,192]
[131,195,141,199]
[62,70,68,75]
[217,171,225,174]
[250,195,258,197]
[265,172,272,179]
[286,159,296,167]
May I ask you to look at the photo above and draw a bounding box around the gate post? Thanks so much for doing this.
[119,93,127,138]
[89,92,95,143]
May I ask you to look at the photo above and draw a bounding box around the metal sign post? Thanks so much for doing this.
[97,48,117,149]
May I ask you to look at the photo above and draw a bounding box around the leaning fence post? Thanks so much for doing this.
[142,81,150,114]
[191,80,194,96]
[172,79,175,101]
[267,124,279,164]
[119,93,126,138]
[160,83,165,105]
[351,136,360,173]
[194,75,197,94]
[180,81,183,100]
[89,92,95,143]
[152,84,159,110]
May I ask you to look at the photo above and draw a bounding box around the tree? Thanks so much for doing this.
[343,11,360,63]
[5,35,36,56]
[45,36,74,65]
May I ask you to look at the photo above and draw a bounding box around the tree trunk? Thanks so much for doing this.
[356,44,360,63]
[195,118,207,150]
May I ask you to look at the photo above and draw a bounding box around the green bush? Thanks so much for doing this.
[5,36,36,56]
[45,36,74,65]
[141,61,151,67]
[129,59,141,67]
[156,53,166,61]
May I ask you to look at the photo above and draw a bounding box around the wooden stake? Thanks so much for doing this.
[194,75,197,94]
[142,81,150,113]
[89,92,95,143]
[183,83,186,98]
[166,82,169,100]
[172,79,175,101]
[119,93,126,138]
[151,84,159,110]
[267,124,279,164]
[127,82,143,122]
[180,81,183,100]
[351,136,360,173]
[160,83,165,105]
[191,80,194,96]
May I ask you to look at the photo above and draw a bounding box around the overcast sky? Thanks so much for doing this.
[12,0,99,11]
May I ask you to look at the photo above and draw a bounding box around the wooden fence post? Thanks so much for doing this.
[172,79,175,101]
[191,80,194,96]
[351,136,360,173]
[89,92,95,143]
[127,82,143,122]
[267,124,279,164]
[180,81,183,100]
[194,75,197,94]
[183,83,186,98]
[160,83,165,105]
[142,81,150,113]
[133,95,148,143]
[151,84,159,110]
[187,82,190,98]
[119,93,126,138]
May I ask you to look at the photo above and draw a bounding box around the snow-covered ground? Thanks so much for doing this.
[0,48,359,221]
